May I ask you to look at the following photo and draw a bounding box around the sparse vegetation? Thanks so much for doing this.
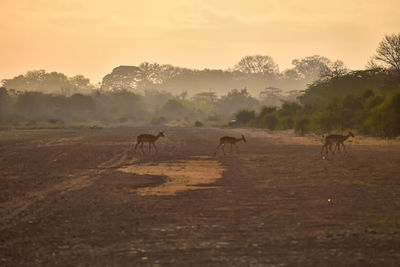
[194,121,203,127]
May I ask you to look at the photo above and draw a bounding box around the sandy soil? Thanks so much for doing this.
[1,126,400,266]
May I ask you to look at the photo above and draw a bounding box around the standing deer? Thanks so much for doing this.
[321,131,354,157]
[134,131,165,154]
[215,135,246,155]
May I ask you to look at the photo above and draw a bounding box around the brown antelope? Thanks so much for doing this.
[321,131,354,157]
[215,135,247,155]
[134,131,165,154]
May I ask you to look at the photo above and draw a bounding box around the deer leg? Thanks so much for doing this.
[140,142,145,154]
[152,143,158,154]
[215,143,222,155]
[234,143,239,152]
[134,142,139,154]
[221,144,226,155]
[340,142,347,153]
[336,143,341,153]
[148,143,151,153]
[329,144,335,155]
[321,144,327,156]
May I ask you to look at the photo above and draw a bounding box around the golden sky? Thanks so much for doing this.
[1,0,399,83]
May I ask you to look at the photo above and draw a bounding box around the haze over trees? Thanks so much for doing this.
[1,33,399,137]
[100,54,348,96]
[1,70,96,95]
[2,54,347,97]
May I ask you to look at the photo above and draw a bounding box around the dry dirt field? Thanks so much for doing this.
[1,126,400,266]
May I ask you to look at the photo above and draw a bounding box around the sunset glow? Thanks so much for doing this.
[1,0,399,82]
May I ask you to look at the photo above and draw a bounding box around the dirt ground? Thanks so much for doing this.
[1,126,400,266]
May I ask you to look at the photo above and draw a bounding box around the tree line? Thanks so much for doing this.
[231,33,400,138]
[233,68,400,137]
[0,86,297,127]
[2,54,348,96]
[1,33,399,137]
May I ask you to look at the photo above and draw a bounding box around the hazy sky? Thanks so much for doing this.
[1,0,399,83]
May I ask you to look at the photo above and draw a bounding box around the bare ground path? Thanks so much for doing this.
[1,126,400,266]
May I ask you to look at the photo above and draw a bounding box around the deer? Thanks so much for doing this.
[134,131,165,154]
[321,131,354,157]
[215,135,247,155]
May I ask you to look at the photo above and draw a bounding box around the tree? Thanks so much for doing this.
[101,63,187,92]
[291,55,331,82]
[372,33,400,72]
[0,87,12,123]
[282,69,301,81]
[63,75,96,95]
[101,66,142,91]
[160,99,191,119]
[192,92,217,104]
[1,70,95,95]
[216,88,259,118]
[320,60,349,79]
[142,89,172,112]
[259,86,283,106]
[233,55,279,75]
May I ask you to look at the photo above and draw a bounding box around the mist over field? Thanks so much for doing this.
[0,54,333,124]
[1,41,400,138]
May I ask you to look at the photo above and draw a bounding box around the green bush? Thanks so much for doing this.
[294,117,311,135]
[194,120,203,127]
[259,113,278,130]
[235,109,256,125]
[279,116,294,129]
[259,106,277,117]
[278,102,302,116]
[362,89,400,137]
[314,110,338,132]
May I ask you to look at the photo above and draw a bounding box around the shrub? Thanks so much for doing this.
[260,113,278,130]
[235,109,256,125]
[279,102,302,116]
[362,89,400,137]
[294,117,311,135]
[315,110,340,132]
[259,106,277,117]
[279,117,294,129]
[194,120,203,127]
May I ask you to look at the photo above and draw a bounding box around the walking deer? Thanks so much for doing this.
[134,131,165,154]
[321,131,354,157]
[215,135,247,155]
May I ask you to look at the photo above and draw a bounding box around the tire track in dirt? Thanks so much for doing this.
[98,148,138,169]
[34,136,85,147]
[0,148,136,230]
[0,170,104,230]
